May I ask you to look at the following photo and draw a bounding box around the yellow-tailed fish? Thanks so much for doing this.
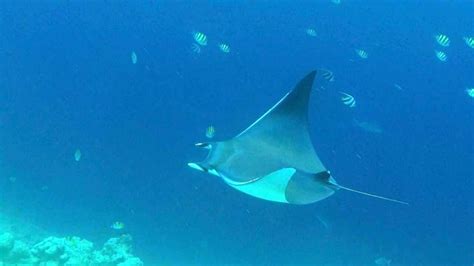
[131,51,138,64]
[355,49,368,59]
[466,88,474,98]
[111,221,125,230]
[206,126,216,139]
[74,149,82,162]
[375,257,391,266]
[193,31,208,46]
[435,34,450,47]
[305,28,317,37]
[463,36,474,48]
[435,50,447,62]
[218,43,230,53]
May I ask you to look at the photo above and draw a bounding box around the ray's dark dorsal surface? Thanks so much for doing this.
[188,70,408,205]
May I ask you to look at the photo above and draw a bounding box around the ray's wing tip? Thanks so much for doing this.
[307,70,318,79]
[295,70,318,90]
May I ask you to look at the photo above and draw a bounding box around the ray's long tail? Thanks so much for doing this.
[336,185,409,205]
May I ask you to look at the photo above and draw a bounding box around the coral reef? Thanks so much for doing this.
[0,232,143,265]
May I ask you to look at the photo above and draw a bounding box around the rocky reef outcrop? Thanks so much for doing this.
[0,232,143,265]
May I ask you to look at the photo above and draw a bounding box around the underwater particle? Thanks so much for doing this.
[435,50,447,62]
[305,28,317,37]
[191,43,201,54]
[435,34,450,47]
[339,91,356,108]
[8,176,17,183]
[331,0,341,4]
[355,49,368,59]
[353,119,383,134]
[218,43,231,53]
[374,257,391,266]
[205,125,216,139]
[40,185,49,191]
[74,149,82,162]
[315,215,329,230]
[130,51,138,64]
[393,84,403,90]
[110,221,125,230]
[463,36,474,48]
[320,69,335,82]
[466,87,474,98]
[193,31,208,46]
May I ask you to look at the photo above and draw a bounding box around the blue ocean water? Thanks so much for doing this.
[0,1,473,265]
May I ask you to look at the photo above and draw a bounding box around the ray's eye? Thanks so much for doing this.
[314,171,331,182]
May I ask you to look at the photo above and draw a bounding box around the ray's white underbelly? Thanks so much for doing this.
[211,168,296,203]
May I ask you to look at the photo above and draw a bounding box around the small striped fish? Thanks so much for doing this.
[435,34,450,47]
[355,49,368,59]
[435,50,447,62]
[306,28,317,37]
[393,84,403,91]
[375,257,391,266]
[111,221,125,230]
[339,92,356,108]
[321,69,335,82]
[193,31,208,46]
[206,126,216,139]
[74,149,82,162]
[218,43,230,53]
[463,36,474,48]
[191,43,201,54]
